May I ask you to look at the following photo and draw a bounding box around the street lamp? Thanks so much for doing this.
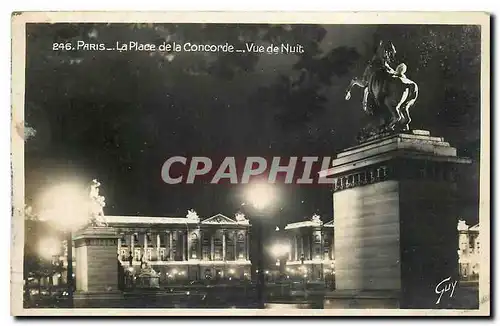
[244,183,278,309]
[38,182,90,307]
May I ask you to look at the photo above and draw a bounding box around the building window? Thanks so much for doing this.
[134,248,141,261]
[214,231,223,260]
[226,232,235,261]
[236,232,245,259]
[120,248,128,261]
[146,248,153,261]
[159,248,167,261]
[191,233,199,259]
[202,232,211,260]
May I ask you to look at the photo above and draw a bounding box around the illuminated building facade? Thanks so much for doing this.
[281,215,335,281]
[106,211,252,283]
[457,219,480,280]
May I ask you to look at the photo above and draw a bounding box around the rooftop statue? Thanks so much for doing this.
[235,212,248,222]
[186,209,200,221]
[311,214,322,224]
[345,40,419,141]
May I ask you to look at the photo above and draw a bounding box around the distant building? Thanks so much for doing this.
[457,219,480,280]
[106,211,252,283]
[280,215,334,281]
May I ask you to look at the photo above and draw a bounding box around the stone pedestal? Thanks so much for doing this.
[321,130,471,309]
[73,226,124,308]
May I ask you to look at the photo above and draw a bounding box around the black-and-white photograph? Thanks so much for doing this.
[11,12,490,316]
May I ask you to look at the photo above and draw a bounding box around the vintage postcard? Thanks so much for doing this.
[11,11,490,316]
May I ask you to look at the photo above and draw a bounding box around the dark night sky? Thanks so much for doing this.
[24,23,481,230]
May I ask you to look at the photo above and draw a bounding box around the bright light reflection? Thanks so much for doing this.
[245,183,277,210]
[271,243,291,258]
[38,183,89,231]
[38,238,60,260]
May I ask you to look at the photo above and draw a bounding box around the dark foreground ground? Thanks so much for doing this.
[24,282,479,310]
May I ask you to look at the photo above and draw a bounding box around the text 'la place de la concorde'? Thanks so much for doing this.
[70,40,305,54]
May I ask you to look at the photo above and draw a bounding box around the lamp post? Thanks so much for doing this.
[244,183,278,309]
[38,237,61,294]
[38,182,91,307]
[271,242,290,280]
[271,240,290,298]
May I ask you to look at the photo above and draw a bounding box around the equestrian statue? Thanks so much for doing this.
[345,40,419,141]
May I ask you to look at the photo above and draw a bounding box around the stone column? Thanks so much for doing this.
[233,231,237,261]
[117,236,121,257]
[245,230,249,260]
[222,230,226,261]
[198,229,203,260]
[294,235,298,261]
[169,231,173,260]
[73,226,123,308]
[143,233,148,261]
[198,229,203,259]
[210,232,215,261]
[130,234,134,259]
[156,234,161,260]
[186,229,191,260]
[163,232,168,261]
[300,236,304,259]
[181,231,186,261]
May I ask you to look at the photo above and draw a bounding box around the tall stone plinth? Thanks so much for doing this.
[321,130,471,309]
[73,226,124,308]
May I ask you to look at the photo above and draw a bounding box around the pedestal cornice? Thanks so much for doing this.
[319,130,472,193]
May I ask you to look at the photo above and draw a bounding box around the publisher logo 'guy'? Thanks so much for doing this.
[161,156,336,185]
[435,277,458,305]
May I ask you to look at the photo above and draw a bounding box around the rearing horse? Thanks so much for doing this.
[345,40,418,132]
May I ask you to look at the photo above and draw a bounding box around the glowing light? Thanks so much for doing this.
[171,269,178,275]
[271,243,291,258]
[229,269,235,274]
[245,183,277,210]
[38,238,60,260]
[265,270,269,274]
[38,183,90,231]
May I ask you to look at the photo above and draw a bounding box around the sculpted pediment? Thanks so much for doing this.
[201,213,237,225]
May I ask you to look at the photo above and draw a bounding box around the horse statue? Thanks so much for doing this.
[345,40,419,139]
